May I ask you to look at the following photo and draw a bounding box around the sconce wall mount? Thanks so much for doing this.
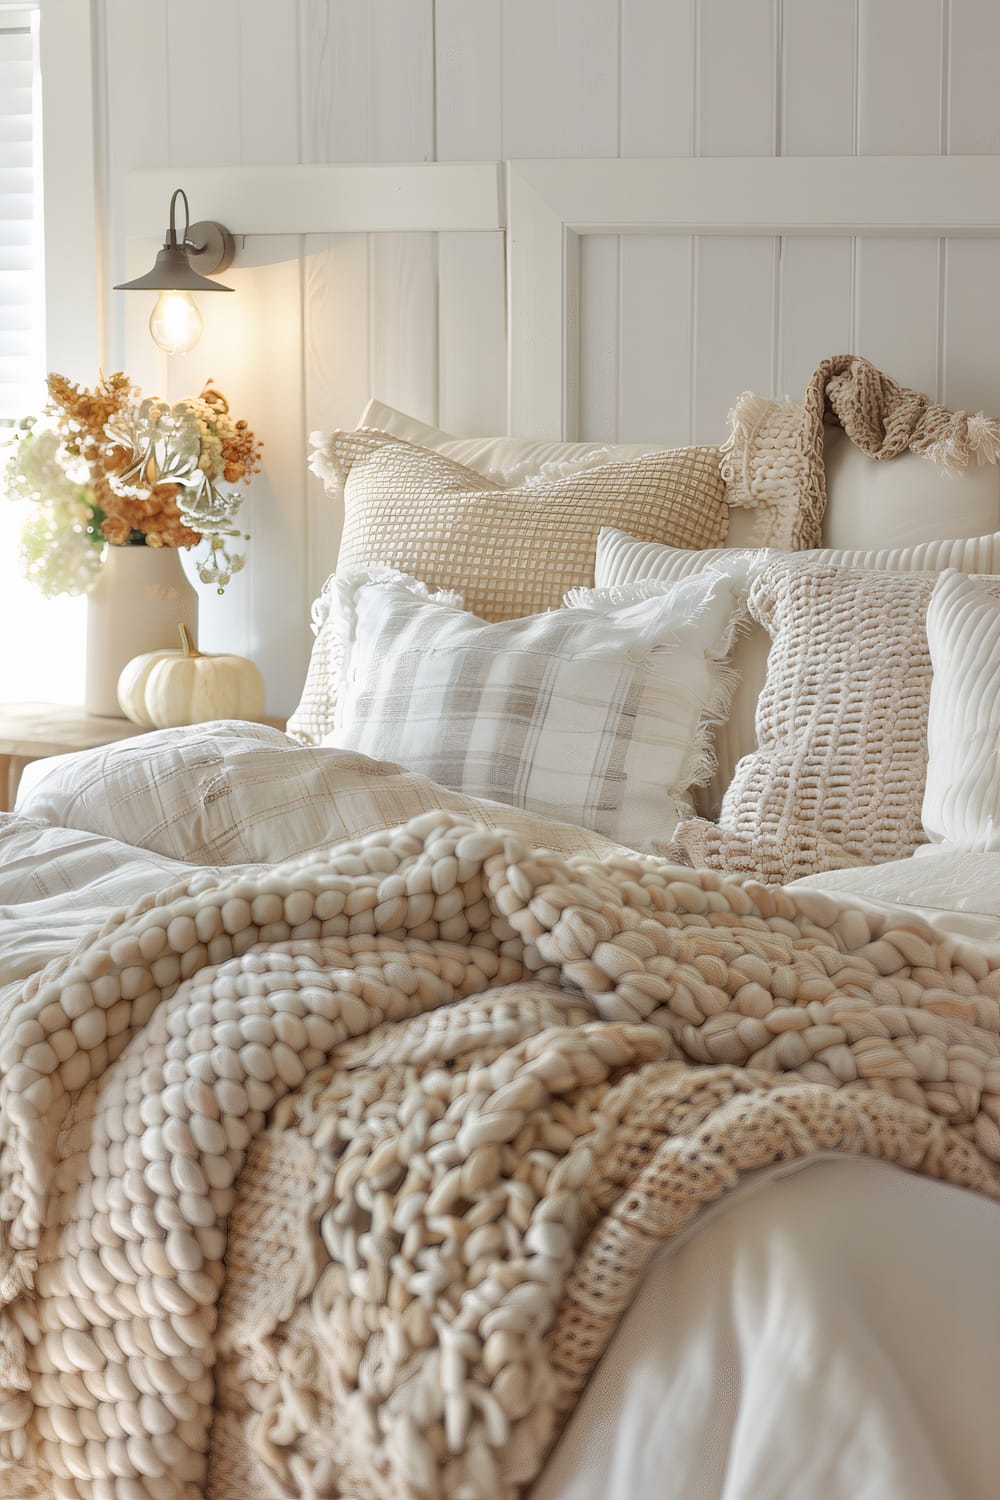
[115,188,235,353]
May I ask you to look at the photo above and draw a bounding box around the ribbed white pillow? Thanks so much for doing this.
[323,567,745,850]
[923,571,1000,851]
[596,527,1000,818]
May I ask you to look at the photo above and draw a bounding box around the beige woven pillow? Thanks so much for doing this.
[596,525,1000,821]
[333,431,727,616]
[290,431,728,743]
[669,561,938,883]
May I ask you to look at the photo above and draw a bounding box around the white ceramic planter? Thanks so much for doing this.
[85,545,198,717]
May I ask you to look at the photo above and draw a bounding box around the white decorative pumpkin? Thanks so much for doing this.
[117,624,265,729]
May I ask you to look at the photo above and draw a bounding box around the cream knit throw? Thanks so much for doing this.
[722,353,1000,548]
[1,812,999,1499]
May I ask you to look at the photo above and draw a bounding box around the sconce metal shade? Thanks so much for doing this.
[114,189,235,293]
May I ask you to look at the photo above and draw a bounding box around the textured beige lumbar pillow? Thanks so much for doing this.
[291,431,729,744]
[668,560,939,882]
[354,398,803,546]
[922,570,1000,851]
[322,429,729,617]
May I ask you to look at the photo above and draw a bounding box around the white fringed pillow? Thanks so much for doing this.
[597,526,1000,820]
[923,571,1000,850]
[321,567,745,849]
[669,561,939,882]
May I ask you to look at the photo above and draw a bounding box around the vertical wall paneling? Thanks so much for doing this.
[780,0,856,155]
[696,0,778,156]
[238,0,301,164]
[434,0,502,160]
[369,233,439,424]
[577,234,620,441]
[853,238,942,398]
[777,238,855,397]
[303,232,371,594]
[187,236,309,713]
[165,0,243,166]
[947,2,1000,152]
[298,0,344,161]
[857,0,944,154]
[298,0,435,163]
[90,0,1000,721]
[941,239,1000,413]
[619,0,696,156]
[103,0,169,367]
[437,232,507,435]
[693,236,777,444]
[366,0,435,160]
[617,236,696,444]
[501,0,619,157]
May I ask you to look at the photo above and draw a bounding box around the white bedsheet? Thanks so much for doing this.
[5,734,1000,1500]
[533,848,1000,1500]
[535,1159,1000,1500]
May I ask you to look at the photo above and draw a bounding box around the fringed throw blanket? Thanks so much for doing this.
[722,352,1000,548]
[1,812,999,1499]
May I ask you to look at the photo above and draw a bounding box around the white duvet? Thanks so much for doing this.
[6,724,1000,1500]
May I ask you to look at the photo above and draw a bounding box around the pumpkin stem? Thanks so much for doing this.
[177,623,201,658]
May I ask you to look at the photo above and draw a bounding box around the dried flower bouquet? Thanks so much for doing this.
[5,372,262,596]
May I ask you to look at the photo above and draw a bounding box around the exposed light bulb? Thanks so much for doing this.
[149,289,203,354]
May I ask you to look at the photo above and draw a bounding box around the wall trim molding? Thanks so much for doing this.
[125,163,506,238]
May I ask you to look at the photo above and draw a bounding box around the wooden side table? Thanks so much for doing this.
[0,703,287,812]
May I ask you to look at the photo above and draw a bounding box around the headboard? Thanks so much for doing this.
[120,154,1000,711]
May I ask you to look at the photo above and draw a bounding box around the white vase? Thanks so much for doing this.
[85,545,199,717]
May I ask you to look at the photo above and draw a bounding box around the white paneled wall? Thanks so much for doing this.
[96,0,1000,713]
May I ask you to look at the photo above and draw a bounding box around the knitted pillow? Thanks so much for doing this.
[597,526,1000,822]
[289,432,728,744]
[322,566,745,849]
[668,561,939,882]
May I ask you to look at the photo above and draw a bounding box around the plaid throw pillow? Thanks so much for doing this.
[290,431,728,744]
[321,567,744,849]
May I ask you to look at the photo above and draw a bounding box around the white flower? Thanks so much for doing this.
[20,498,102,598]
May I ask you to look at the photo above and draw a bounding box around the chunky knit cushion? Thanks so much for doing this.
[322,566,744,849]
[669,561,939,881]
[922,571,1000,851]
[598,526,1000,822]
[289,431,729,743]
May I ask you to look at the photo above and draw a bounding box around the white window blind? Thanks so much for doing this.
[0,6,39,419]
[0,3,86,710]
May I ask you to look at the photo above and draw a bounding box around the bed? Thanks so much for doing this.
[5,157,1000,1500]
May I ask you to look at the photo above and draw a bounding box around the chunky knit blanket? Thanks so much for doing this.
[2,811,999,1499]
[722,352,1000,548]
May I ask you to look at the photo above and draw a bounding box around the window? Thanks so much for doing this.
[0,2,85,705]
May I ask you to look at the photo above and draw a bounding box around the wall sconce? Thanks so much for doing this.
[115,188,234,354]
